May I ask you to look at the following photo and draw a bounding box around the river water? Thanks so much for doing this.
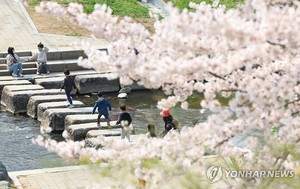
[0,90,205,172]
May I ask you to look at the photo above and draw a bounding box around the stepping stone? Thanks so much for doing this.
[41,107,95,131]
[0,80,32,95]
[1,84,44,100]
[86,129,122,138]
[64,113,120,127]
[65,121,119,141]
[34,77,64,89]
[1,89,63,114]
[85,134,142,148]
[27,95,79,119]
[65,114,101,127]
[120,81,146,91]
[74,73,120,94]
[37,101,85,121]
[0,76,15,81]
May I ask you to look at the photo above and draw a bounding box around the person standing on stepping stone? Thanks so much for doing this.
[60,69,77,108]
[116,105,133,142]
[26,42,50,75]
[92,92,112,128]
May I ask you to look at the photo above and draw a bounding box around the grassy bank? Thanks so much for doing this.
[29,0,150,18]
[164,0,244,11]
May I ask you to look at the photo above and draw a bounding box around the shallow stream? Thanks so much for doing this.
[0,90,205,171]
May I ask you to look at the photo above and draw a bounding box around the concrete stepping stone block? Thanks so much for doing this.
[65,114,101,127]
[85,134,141,148]
[0,80,32,95]
[0,76,15,81]
[34,77,64,89]
[121,81,146,91]
[37,101,85,121]
[64,113,120,127]
[65,121,119,141]
[86,128,122,138]
[41,107,95,131]
[74,73,120,94]
[1,85,45,106]
[27,95,74,119]
[2,89,63,114]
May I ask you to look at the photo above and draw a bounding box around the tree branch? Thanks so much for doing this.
[266,40,286,48]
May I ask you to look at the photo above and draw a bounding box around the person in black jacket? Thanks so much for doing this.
[60,69,77,108]
[116,105,133,142]
[160,109,177,137]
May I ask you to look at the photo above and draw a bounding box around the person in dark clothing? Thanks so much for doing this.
[92,92,112,128]
[116,105,133,141]
[160,109,176,137]
[60,69,77,108]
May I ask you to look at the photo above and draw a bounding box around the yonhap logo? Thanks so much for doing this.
[206,165,223,183]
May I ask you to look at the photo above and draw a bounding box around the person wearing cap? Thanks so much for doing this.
[160,109,176,137]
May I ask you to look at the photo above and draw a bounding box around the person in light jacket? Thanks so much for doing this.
[6,47,23,77]
[27,42,50,75]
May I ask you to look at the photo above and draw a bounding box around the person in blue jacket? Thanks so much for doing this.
[92,92,112,128]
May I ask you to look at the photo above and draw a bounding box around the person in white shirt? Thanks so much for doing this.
[27,42,50,75]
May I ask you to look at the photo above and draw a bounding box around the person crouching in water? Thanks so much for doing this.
[146,124,157,138]
[6,47,23,77]
[116,105,133,142]
[92,92,112,128]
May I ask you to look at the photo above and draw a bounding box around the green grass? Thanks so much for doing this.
[169,0,244,11]
[29,0,150,18]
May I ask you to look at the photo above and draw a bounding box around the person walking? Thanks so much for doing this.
[116,105,133,142]
[92,92,112,128]
[60,69,77,108]
[27,42,50,75]
[5,47,23,77]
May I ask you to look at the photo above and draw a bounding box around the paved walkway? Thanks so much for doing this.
[0,0,109,52]
[9,165,119,189]
[0,1,112,188]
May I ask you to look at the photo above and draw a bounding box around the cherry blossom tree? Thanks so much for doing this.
[29,0,300,188]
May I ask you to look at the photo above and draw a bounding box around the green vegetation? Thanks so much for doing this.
[164,0,244,11]
[29,0,150,18]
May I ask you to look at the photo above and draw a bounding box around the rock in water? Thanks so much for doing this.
[0,162,12,185]
[118,93,128,99]
[119,87,131,94]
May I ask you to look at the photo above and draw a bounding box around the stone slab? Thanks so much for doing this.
[86,129,122,138]
[41,107,96,131]
[74,73,120,94]
[120,81,147,91]
[34,77,64,89]
[66,121,119,141]
[0,80,32,95]
[27,95,81,119]
[37,101,86,121]
[1,85,44,106]
[0,76,15,81]
[2,89,64,114]
[85,134,141,147]
[64,114,119,127]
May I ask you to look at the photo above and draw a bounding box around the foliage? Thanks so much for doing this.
[32,0,300,188]
[28,0,150,17]
[169,0,244,11]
